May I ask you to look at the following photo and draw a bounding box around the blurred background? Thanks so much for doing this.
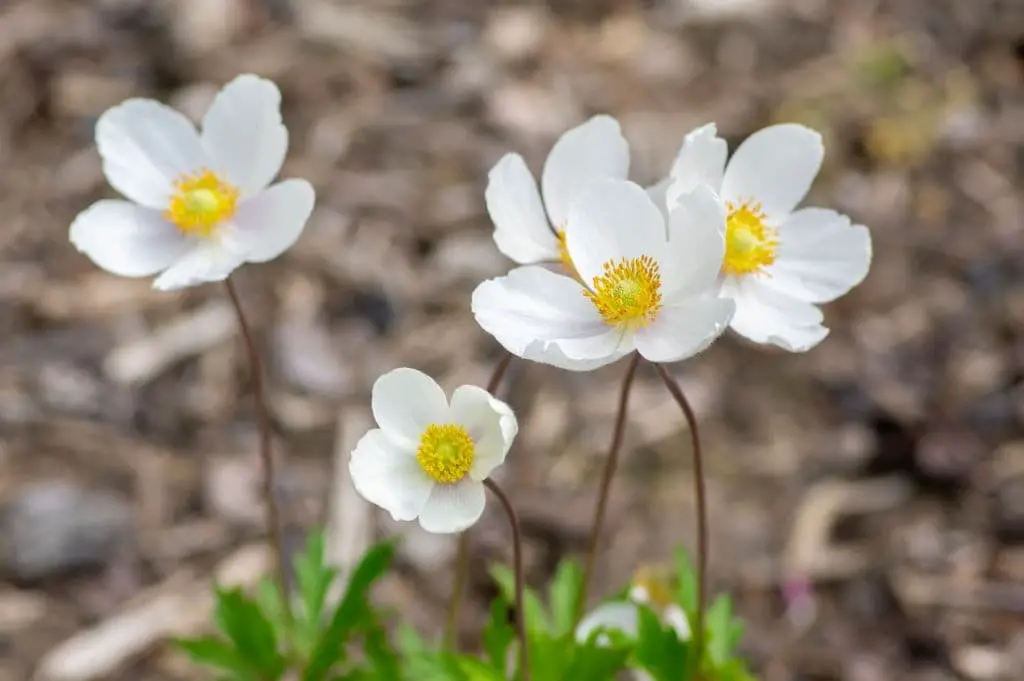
[1,0,1023,679]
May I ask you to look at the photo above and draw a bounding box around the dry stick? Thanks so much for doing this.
[224,278,291,622]
[483,478,531,681]
[654,363,707,677]
[443,352,513,650]
[576,352,641,623]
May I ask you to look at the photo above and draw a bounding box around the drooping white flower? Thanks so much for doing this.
[472,179,734,372]
[667,123,872,351]
[486,115,630,270]
[70,74,315,291]
[348,368,518,534]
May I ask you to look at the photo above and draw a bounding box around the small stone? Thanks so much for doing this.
[0,481,134,581]
[170,0,249,56]
[483,7,549,62]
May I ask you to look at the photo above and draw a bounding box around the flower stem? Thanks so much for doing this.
[653,363,707,676]
[483,478,531,681]
[224,278,291,622]
[444,352,513,650]
[577,352,640,623]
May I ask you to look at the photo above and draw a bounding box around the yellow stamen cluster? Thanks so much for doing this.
[416,424,475,484]
[723,199,778,276]
[632,565,677,611]
[584,255,662,328]
[165,169,239,236]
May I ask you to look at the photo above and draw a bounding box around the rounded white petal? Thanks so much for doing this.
[222,180,315,263]
[417,480,486,534]
[720,124,823,218]
[564,179,666,287]
[576,602,639,643]
[70,200,191,277]
[486,153,559,264]
[645,177,672,224]
[152,242,245,291]
[201,74,288,196]
[471,266,630,371]
[371,368,450,449]
[634,296,734,363]
[96,99,206,208]
[662,185,727,300]
[541,115,630,228]
[666,122,727,202]
[349,429,432,521]
[764,208,872,303]
[724,278,829,352]
[449,386,517,481]
[663,605,691,640]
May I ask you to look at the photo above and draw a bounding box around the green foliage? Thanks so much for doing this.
[176,533,758,681]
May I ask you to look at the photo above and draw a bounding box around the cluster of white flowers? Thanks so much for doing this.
[69,75,871,536]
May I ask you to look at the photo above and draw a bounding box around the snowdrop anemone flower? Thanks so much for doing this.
[667,123,872,351]
[70,74,315,291]
[486,115,630,274]
[472,179,734,371]
[349,368,518,534]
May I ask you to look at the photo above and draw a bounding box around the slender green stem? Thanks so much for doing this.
[484,479,531,681]
[576,352,640,623]
[444,352,513,649]
[653,363,707,676]
[224,278,291,623]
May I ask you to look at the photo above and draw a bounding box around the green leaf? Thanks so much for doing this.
[295,532,336,628]
[563,638,632,680]
[489,565,548,634]
[522,631,569,681]
[213,587,286,679]
[454,656,508,681]
[634,605,690,681]
[673,549,699,617]
[302,541,395,681]
[481,595,515,671]
[174,635,260,680]
[547,559,583,638]
[705,595,738,666]
[363,623,401,680]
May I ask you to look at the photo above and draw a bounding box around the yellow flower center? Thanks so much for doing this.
[416,424,475,484]
[723,199,778,276]
[631,565,677,611]
[583,255,662,328]
[165,169,239,236]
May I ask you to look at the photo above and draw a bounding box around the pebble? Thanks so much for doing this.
[0,481,134,581]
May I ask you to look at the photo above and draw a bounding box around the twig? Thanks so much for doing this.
[223,278,291,622]
[654,363,707,677]
[484,478,531,681]
[577,352,640,623]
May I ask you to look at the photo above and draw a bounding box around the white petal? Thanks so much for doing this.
[96,99,206,208]
[763,208,872,303]
[666,123,727,203]
[222,180,315,263]
[645,177,672,224]
[152,242,245,291]
[471,267,630,371]
[371,368,449,449]
[201,75,288,196]
[449,386,517,481]
[720,124,823,218]
[576,602,639,643]
[664,605,691,640]
[725,278,829,352]
[565,179,666,287]
[486,153,559,264]
[417,480,486,534]
[662,185,727,300]
[348,429,432,521]
[69,200,191,277]
[634,296,734,363]
[541,115,630,228]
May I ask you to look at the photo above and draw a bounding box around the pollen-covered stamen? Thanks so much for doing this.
[584,255,663,328]
[416,424,476,484]
[165,169,239,237]
[723,199,778,276]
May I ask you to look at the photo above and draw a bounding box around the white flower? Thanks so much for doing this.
[348,368,518,534]
[667,123,872,351]
[70,74,315,291]
[487,115,630,270]
[472,179,734,372]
